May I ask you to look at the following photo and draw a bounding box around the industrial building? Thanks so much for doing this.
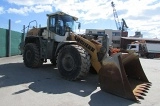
[86,29,122,48]
[86,29,160,49]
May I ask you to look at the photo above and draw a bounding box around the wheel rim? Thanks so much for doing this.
[26,50,32,61]
[62,54,75,71]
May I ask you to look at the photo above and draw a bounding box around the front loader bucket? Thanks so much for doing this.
[99,53,151,102]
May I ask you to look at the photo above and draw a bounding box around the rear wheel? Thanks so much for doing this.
[23,43,43,68]
[57,45,90,80]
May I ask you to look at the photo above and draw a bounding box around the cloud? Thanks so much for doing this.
[52,0,112,21]
[7,7,30,15]
[0,6,5,14]
[5,0,160,38]
[7,5,53,15]
[7,0,53,6]
[31,5,53,13]
[109,0,160,38]
[6,0,112,20]
[15,20,21,23]
[114,0,160,18]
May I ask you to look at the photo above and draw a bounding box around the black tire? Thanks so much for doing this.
[57,45,90,80]
[23,43,43,68]
[147,53,155,59]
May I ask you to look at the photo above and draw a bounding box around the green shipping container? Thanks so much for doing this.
[0,28,22,57]
[11,30,22,56]
[0,28,7,57]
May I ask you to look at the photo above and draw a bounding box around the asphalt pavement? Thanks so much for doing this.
[0,55,160,106]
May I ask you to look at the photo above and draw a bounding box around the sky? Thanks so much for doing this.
[0,0,160,38]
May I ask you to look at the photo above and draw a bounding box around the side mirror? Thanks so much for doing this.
[76,22,81,32]
[78,23,81,29]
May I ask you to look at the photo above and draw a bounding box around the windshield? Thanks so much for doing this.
[59,15,75,32]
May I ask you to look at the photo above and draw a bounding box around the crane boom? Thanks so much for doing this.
[111,1,121,30]
[111,1,128,37]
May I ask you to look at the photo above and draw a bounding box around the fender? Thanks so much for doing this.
[55,41,77,56]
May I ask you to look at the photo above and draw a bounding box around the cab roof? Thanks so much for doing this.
[47,11,78,21]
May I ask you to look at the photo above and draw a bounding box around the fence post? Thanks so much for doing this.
[7,19,11,57]
[22,25,25,41]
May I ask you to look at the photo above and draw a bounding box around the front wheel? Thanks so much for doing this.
[23,43,43,68]
[57,45,90,80]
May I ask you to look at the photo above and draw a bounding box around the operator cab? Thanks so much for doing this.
[47,11,78,36]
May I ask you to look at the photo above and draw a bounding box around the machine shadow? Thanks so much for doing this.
[0,62,136,105]
[0,62,54,88]
[28,73,99,97]
[0,62,98,97]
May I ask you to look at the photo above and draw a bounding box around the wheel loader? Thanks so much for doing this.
[21,11,151,102]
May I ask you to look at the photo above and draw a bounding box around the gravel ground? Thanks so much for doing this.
[0,55,160,106]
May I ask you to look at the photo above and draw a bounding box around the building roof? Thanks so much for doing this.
[121,37,160,41]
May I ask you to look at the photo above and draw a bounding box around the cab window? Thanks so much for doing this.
[49,16,55,32]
